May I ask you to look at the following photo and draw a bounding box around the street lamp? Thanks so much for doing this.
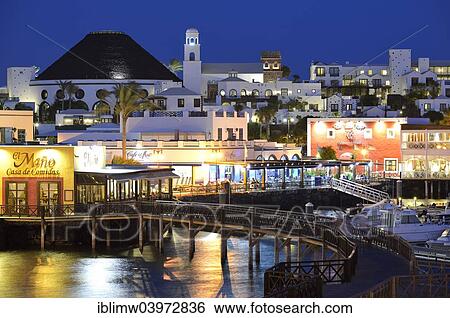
[283,117,295,143]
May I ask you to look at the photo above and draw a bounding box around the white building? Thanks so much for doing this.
[416,96,450,115]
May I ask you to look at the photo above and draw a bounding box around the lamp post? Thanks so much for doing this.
[283,116,295,143]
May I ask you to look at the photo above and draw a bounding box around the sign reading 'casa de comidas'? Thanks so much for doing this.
[6,152,61,176]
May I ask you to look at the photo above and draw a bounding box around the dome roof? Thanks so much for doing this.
[37,31,181,82]
[186,27,199,33]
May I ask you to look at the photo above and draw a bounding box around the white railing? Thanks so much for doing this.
[329,178,390,203]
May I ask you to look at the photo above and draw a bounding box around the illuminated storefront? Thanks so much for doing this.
[0,146,75,210]
[307,118,407,176]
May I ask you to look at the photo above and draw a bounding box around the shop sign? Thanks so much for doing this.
[7,152,60,176]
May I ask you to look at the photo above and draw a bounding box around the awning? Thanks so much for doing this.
[76,168,179,183]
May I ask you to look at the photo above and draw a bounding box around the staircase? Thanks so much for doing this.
[329,178,390,203]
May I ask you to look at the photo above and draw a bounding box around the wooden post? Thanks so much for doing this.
[40,214,46,251]
[106,223,111,249]
[248,212,254,270]
[274,235,280,264]
[158,215,164,252]
[138,213,144,253]
[255,237,260,265]
[91,216,96,252]
[286,238,291,263]
[189,216,195,260]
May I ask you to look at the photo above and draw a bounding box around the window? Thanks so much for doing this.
[39,182,60,208]
[281,88,288,96]
[273,63,279,69]
[252,89,259,96]
[17,129,26,143]
[75,89,85,99]
[157,99,165,108]
[345,104,353,111]
[329,67,340,77]
[372,79,382,87]
[446,88,450,97]
[364,128,373,139]
[238,128,244,141]
[297,89,301,94]
[440,103,448,112]
[359,79,368,86]
[385,80,391,86]
[217,128,222,140]
[426,77,434,85]
[326,129,335,139]
[384,159,398,172]
[315,67,325,77]
[240,89,247,96]
[330,104,339,112]
[381,69,388,76]
[264,63,270,69]
[367,69,373,76]
[265,89,273,97]
[41,90,48,100]
[194,98,201,107]
[424,103,431,111]
[359,70,365,75]
[189,52,196,61]
[311,89,317,94]
[411,77,419,86]
[6,182,27,208]
[229,89,237,97]
[56,89,65,100]
[177,98,185,108]
[330,80,339,87]
[220,89,226,97]
[139,89,148,98]
[386,128,395,139]
[309,104,319,111]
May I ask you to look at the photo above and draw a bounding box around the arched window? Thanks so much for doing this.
[195,38,198,44]
[265,89,273,97]
[291,154,300,161]
[240,89,247,96]
[268,154,277,160]
[229,89,237,97]
[280,154,288,161]
[190,37,195,44]
[41,90,48,100]
[93,101,111,114]
[256,155,264,161]
[219,89,226,97]
[252,89,260,96]
[189,52,196,61]
[39,101,51,123]
[56,89,65,100]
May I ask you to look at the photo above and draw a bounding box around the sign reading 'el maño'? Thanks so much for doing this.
[6,152,61,176]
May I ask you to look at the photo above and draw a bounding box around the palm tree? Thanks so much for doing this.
[255,105,278,139]
[65,82,79,109]
[233,103,245,114]
[111,82,159,160]
[167,59,183,74]
[56,80,70,110]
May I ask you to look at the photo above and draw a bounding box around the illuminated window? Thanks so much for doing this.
[387,128,395,139]
[360,70,365,75]
[385,80,391,86]
[368,69,373,76]
[273,63,279,69]
[229,89,237,97]
[384,159,398,172]
[265,89,273,97]
[381,69,388,76]
[240,89,247,96]
[423,103,431,111]
[263,63,270,69]
[297,89,301,94]
[440,103,448,111]
[252,89,260,96]
[359,79,368,86]
[345,104,353,111]
[220,89,226,97]
[312,89,317,94]
[177,98,185,108]
[281,88,288,96]
[330,104,339,112]
[315,67,325,77]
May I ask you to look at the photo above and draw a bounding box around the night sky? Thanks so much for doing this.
[1,0,449,86]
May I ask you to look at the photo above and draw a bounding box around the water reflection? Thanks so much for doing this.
[0,228,316,298]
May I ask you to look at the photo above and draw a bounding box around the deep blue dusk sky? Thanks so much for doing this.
[1,0,449,86]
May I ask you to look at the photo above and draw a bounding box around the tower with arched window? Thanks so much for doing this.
[183,28,202,94]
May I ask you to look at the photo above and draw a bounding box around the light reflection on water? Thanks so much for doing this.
[0,229,316,298]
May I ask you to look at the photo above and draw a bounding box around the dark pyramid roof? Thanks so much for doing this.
[37,31,181,81]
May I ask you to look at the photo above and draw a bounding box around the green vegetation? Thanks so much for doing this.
[318,146,337,160]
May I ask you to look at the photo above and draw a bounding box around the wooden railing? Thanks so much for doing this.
[358,274,450,297]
